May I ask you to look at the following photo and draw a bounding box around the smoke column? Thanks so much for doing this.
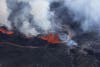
[29,0,52,33]
[2,0,100,47]
[64,0,100,34]
[0,0,54,37]
[0,0,12,30]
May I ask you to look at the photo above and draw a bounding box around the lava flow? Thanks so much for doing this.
[0,27,14,35]
[41,33,60,44]
[0,27,60,44]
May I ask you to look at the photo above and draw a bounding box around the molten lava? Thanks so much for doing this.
[41,34,60,44]
[0,28,14,35]
[0,27,60,44]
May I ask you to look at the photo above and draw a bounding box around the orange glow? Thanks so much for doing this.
[0,28,14,35]
[0,28,60,44]
[41,33,60,44]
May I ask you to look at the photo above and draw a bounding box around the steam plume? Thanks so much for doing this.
[64,0,100,33]
[29,0,52,33]
[0,0,12,30]
[0,0,53,37]
[2,0,100,47]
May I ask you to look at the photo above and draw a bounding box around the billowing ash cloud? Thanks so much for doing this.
[29,0,52,33]
[64,0,100,34]
[1,0,100,46]
[1,0,97,47]
[0,0,54,37]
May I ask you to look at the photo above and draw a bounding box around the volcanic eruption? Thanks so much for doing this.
[1,0,100,48]
[1,0,100,67]
[0,0,78,48]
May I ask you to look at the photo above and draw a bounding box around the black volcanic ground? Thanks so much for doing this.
[0,33,100,67]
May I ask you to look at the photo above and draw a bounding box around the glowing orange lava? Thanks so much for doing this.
[0,28,14,35]
[41,33,60,44]
[0,28,60,44]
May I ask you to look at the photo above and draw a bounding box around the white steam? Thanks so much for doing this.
[0,0,53,37]
[19,0,52,36]
[29,0,52,33]
[0,0,12,29]
[20,21,39,37]
[1,0,100,45]
[64,0,100,33]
